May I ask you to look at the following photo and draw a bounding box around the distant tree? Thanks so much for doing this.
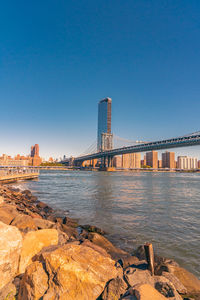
[141,165,151,168]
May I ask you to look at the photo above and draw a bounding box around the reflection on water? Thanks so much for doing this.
[13,170,200,278]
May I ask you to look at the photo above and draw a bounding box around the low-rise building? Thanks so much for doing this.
[177,156,198,169]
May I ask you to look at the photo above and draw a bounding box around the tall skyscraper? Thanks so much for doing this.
[31,144,39,157]
[97,97,113,151]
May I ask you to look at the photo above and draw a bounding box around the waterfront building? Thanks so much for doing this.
[122,153,141,168]
[113,155,122,168]
[141,154,146,167]
[97,98,113,152]
[146,151,158,168]
[158,160,162,168]
[177,156,198,169]
[198,160,200,169]
[162,151,175,168]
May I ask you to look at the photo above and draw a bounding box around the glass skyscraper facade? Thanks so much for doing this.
[97,97,113,151]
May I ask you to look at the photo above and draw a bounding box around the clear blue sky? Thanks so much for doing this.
[1,0,200,159]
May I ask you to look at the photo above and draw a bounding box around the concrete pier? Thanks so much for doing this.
[0,168,39,183]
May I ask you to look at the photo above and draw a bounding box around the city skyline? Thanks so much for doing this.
[1,1,200,159]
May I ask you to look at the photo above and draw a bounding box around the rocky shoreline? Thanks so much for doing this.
[0,184,200,300]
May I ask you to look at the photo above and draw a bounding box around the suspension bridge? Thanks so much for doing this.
[62,131,200,169]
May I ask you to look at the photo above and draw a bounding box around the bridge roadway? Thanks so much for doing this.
[73,133,200,163]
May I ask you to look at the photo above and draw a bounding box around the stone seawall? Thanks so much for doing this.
[0,184,199,300]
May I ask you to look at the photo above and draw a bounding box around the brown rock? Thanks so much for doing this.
[81,239,111,257]
[18,261,48,300]
[88,232,128,260]
[54,222,78,239]
[134,284,167,300]
[167,265,200,295]
[18,228,58,274]
[63,216,79,227]
[10,214,37,232]
[0,204,19,224]
[0,196,4,204]
[19,243,119,300]
[36,201,53,214]
[0,280,17,300]
[119,256,140,269]
[154,276,182,300]
[162,271,187,294]
[101,277,128,300]
[22,190,32,198]
[124,268,154,288]
[0,221,22,290]
[33,218,55,229]
[82,224,106,235]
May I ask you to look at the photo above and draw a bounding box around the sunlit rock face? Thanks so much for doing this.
[18,243,119,300]
[0,221,22,290]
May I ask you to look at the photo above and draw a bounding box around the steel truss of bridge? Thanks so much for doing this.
[72,132,200,163]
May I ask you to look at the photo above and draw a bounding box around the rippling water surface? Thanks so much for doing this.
[13,170,200,278]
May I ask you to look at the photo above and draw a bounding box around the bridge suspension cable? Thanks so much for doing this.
[79,140,97,156]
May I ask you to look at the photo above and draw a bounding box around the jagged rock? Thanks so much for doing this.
[101,277,128,300]
[21,190,32,198]
[154,276,182,299]
[10,214,37,232]
[124,267,154,288]
[63,216,79,227]
[0,196,4,204]
[88,232,129,260]
[53,222,78,239]
[162,271,187,294]
[118,256,140,269]
[18,243,119,300]
[81,239,111,257]
[33,218,55,229]
[0,280,17,300]
[0,221,22,290]
[18,228,58,274]
[167,265,200,296]
[36,201,53,214]
[18,261,48,300]
[133,283,167,300]
[0,203,19,224]
[81,224,106,235]
[155,259,179,276]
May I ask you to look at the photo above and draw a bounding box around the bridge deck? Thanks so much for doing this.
[73,133,200,162]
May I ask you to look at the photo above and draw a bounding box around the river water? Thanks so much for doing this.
[13,170,200,278]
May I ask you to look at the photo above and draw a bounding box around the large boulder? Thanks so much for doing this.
[154,276,182,300]
[18,243,119,300]
[33,218,55,229]
[18,261,48,300]
[0,280,17,300]
[162,271,187,294]
[101,277,128,300]
[18,228,58,274]
[133,284,167,300]
[0,196,4,204]
[0,204,19,224]
[0,221,22,290]
[88,232,129,260]
[167,265,200,296]
[124,267,154,288]
[10,214,37,232]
